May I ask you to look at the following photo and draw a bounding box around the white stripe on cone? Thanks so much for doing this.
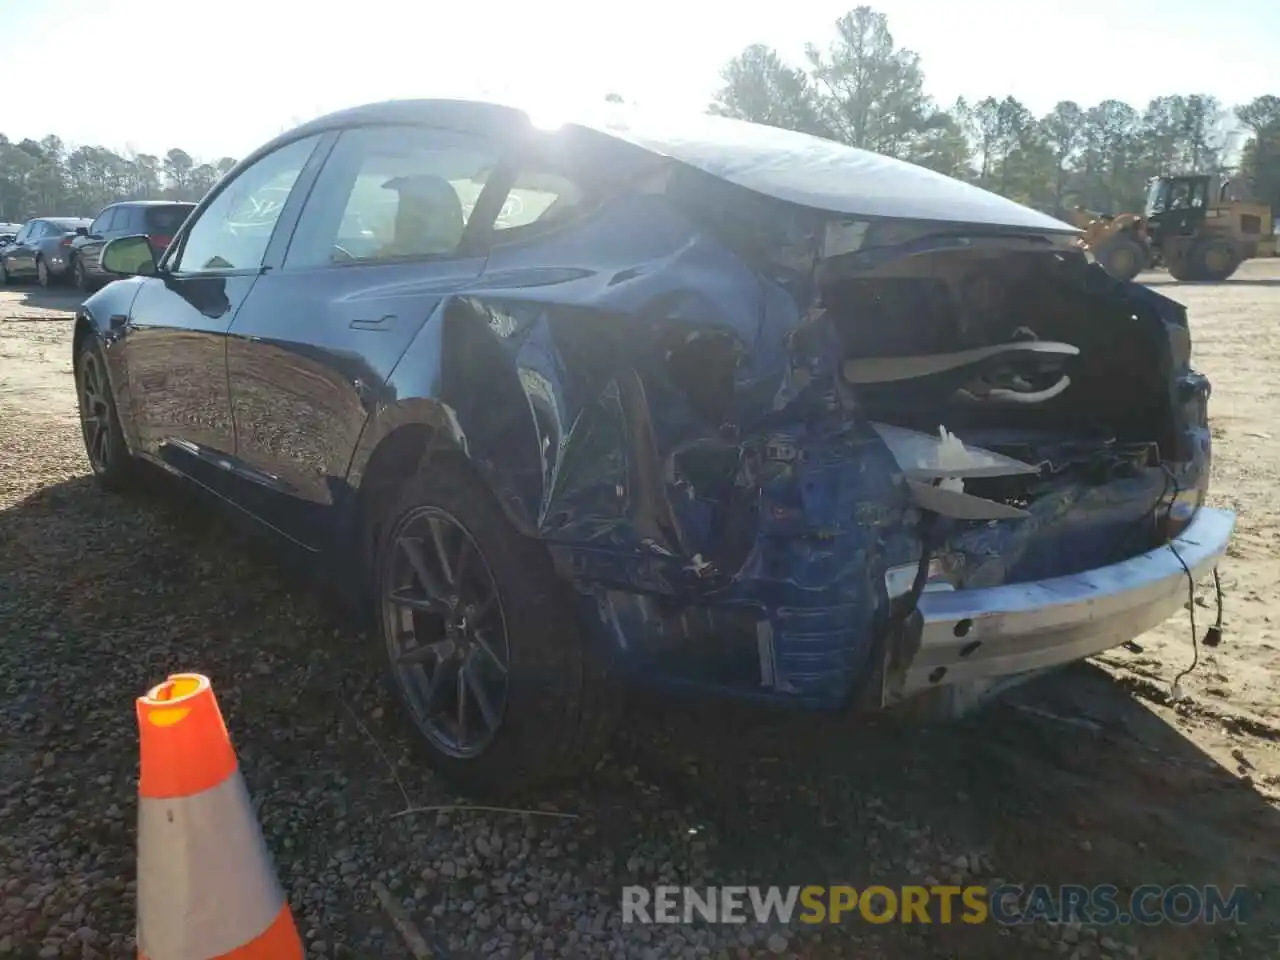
[137,770,286,960]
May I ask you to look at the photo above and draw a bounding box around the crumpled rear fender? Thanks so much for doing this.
[347,189,918,705]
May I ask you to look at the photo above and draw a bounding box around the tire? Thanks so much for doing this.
[75,336,135,491]
[1165,245,1193,281]
[0,257,8,285]
[36,256,52,288]
[1095,234,1147,282]
[1188,237,1240,282]
[371,457,620,798]
[73,257,95,293]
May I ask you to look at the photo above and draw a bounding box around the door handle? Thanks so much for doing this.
[350,314,397,330]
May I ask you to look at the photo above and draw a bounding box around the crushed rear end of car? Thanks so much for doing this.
[528,124,1233,718]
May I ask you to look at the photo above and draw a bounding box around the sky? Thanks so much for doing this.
[1,0,1276,162]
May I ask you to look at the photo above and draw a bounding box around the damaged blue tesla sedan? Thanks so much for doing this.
[75,99,1234,795]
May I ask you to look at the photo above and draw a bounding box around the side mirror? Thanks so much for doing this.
[101,235,159,277]
[75,226,89,237]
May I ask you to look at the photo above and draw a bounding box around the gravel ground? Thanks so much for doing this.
[1,275,1278,960]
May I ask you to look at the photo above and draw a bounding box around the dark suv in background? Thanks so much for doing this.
[69,201,195,291]
[0,217,93,286]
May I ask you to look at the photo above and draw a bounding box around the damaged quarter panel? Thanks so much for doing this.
[387,161,917,706]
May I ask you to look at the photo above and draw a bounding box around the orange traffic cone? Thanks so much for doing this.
[135,673,303,960]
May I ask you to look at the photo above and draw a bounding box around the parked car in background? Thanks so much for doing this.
[0,217,93,286]
[75,99,1233,797]
[69,201,196,292]
[0,223,22,247]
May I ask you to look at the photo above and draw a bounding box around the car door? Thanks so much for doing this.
[123,133,330,492]
[223,123,508,550]
[0,223,27,275]
[7,222,41,276]
[79,207,117,277]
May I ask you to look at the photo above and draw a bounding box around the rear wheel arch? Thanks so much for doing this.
[361,434,621,796]
[350,418,470,597]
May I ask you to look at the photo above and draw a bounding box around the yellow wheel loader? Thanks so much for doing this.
[1070,207,1151,282]
[1074,175,1277,282]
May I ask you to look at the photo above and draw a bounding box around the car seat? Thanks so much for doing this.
[378,175,465,258]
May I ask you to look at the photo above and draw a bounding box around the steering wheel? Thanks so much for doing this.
[495,193,526,229]
[331,244,355,263]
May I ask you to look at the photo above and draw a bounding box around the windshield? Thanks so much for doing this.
[1143,180,1168,217]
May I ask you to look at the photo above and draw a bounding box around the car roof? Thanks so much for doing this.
[42,216,92,226]
[106,200,196,208]
[272,98,1075,235]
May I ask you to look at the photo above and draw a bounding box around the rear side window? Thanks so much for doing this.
[489,170,591,245]
[283,125,502,269]
[145,206,191,234]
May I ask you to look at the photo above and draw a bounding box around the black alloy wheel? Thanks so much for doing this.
[78,349,113,473]
[381,505,511,759]
[370,458,621,797]
[75,339,134,490]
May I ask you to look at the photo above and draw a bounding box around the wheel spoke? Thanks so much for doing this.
[455,667,469,747]
[399,536,449,605]
[462,661,500,731]
[386,588,445,614]
[453,538,472,592]
[417,657,450,713]
[396,637,451,666]
[470,590,497,625]
[428,517,455,588]
[471,628,508,675]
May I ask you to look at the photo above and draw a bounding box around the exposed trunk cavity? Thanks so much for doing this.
[817,240,1210,589]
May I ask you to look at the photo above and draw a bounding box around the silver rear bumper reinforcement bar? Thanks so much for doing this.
[896,506,1235,699]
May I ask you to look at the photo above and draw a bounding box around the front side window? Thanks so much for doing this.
[173,134,321,273]
[90,208,116,235]
[284,125,500,270]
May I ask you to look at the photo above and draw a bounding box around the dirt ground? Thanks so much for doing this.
[1,265,1278,959]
